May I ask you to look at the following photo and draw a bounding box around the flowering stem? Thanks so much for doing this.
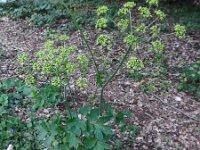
[70,13,100,74]
[64,85,72,118]
[129,10,133,34]
[99,44,134,114]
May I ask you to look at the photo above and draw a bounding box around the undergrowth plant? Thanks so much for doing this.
[72,0,186,111]
[178,60,200,101]
[14,0,187,149]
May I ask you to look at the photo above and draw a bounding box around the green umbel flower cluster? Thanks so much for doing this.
[124,34,137,47]
[151,40,165,53]
[77,54,89,73]
[123,2,136,9]
[96,34,111,47]
[155,10,166,21]
[18,36,77,87]
[174,24,186,39]
[118,8,129,16]
[150,25,160,36]
[25,74,35,85]
[96,18,108,29]
[51,77,61,87]
[146,0,159,6]
[136,23,146,33]
[127,57,144,71]
[138,7,151,18]
[76,77,88,90]
[117,19,129,30]
[17,53,28,65]
[96,6,109,16]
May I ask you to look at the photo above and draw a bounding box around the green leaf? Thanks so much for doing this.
[96,115,113,125]
[94,141,112,150]
[94,125,103,140]
[114,139,122,149]
[87,108,100,121]
[96,73,103,87]
[68,133,81,149]
[22,86,33,97]
[0,94,8,106]
[115,111,124,124]
[80,105,91,116]
[84,137,97,149]
[104,103,113,115]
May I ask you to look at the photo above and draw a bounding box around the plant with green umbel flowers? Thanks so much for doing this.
[18,36,78,87]
[174,24,186,38]
[73,0,186,114]
[15,1,187,149]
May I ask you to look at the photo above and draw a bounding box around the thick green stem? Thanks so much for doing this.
[129,10,132,34]
[64,85,72,118]
[99,44,134,114]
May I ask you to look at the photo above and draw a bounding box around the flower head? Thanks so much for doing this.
[155,10,166,21]
[96,34,111,47]
[96,18,108,29]
[174,24,186,39]
[127,56,144,71]
[138,7,151,18]
[151,40,165,53]
[17,53,28,65]
[51,77,61,87]
[118,8,129,16]
[150,25,160,36]
[124,34,137,46]
[76,77,88,90]
[117,19,129,30]
[136,23,146,33]
[96,6,109,16]
[123,2,136,9]
[146,0,159,6]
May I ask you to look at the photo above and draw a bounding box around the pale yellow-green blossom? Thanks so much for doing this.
[123,2,136,9]
[76,77,88,90]
[95,18,108,29]
[96,6,109,16]
[174,24,186,39]
[127,57,144,71]
[151,40,165,53]
[155,10,166,21]
[117,19,129,30]
[138,7,151,18]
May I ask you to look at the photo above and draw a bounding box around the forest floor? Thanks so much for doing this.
[0,17,200,149]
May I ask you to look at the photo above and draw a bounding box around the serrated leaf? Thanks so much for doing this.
[94,125,103,140]
[94,141,112,150]
[84,137,97,149]
[96,73,103,87]
[96,115,113,125]
[68,133,81,149]
[80,105,91,116]
[87,108,100,121]
[0,94,8,106]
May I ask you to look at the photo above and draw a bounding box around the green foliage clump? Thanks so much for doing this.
[0,78,140,149]
[178,61,200,101]
[11,1,189,149]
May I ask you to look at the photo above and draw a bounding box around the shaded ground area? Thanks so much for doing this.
[0,18,200,149]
